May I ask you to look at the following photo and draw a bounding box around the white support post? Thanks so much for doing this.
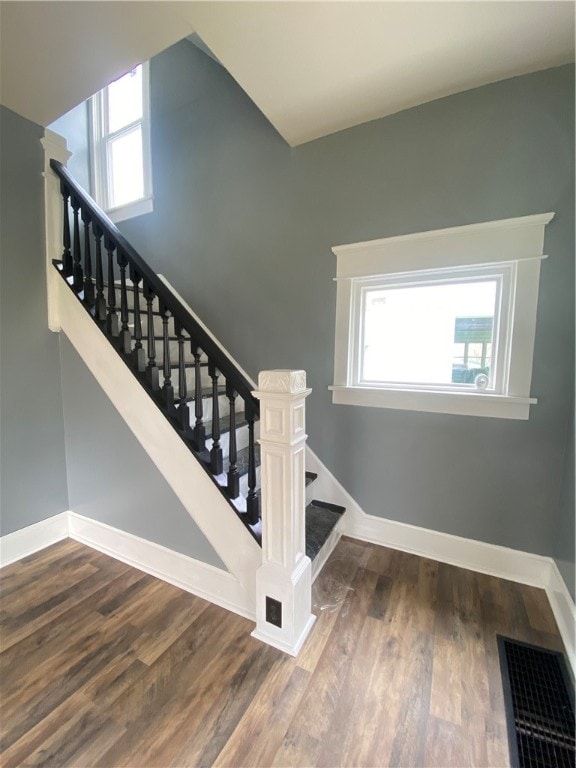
[251,370,315,656]
[41,129,71,332]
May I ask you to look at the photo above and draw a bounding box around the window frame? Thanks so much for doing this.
[329,213,554,419]
[89,62,153,223]
[350,265,509,394]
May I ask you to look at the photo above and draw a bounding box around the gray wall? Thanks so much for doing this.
[118,42,574,562]
[0,103,225,570]
[49,102,91,191]
[0,106,69,535]
[59,336,224,567]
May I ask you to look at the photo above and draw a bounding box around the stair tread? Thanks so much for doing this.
[309,499,346,515]
[174,385,226,403]
[196,443,260,479]
[222,444,261,477]
[305,471,318,487]
[205,413,248,438]
[306,501,345,560]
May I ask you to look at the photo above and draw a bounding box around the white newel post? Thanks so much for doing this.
[41,130,71,332]
[251,370,315,655]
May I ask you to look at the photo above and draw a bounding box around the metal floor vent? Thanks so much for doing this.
[498,636,575,768]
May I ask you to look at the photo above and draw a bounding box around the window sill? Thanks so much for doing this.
[328,385,536,420]
[107,196,153,224]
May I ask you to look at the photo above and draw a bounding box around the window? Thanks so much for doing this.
[89,63,153,222]
[330,213,555,419]
[357,268,505,391]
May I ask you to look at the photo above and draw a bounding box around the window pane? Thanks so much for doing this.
[361,280,497,386]
[108,127,144,208]
[107,66,143,134]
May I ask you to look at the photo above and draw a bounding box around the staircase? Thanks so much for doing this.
[46,155,344,647]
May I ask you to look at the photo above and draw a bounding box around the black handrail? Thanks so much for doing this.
[50,159,258,408]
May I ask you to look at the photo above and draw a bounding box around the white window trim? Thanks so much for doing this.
[89,62,153,224]
[330,213,555,419]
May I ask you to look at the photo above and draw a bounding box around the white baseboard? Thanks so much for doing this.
[306,445,576,674]
[67,512,255,620]
[0,512,255,621]
[1,506,573,672]
[56,276,261,604]
[0,512,69,567]
[545,562,576,675]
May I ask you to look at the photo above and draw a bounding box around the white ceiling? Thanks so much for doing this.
[0,2,194,127]
[1,1,574,146]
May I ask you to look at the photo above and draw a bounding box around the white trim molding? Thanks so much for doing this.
[331,213,555,419]
[0,512,254,620]
[329,386,536,420]
[67,512,254,619]
[0,512,69,567]
[89,62,153,222]
[54,275,262,607]
[305,445,576,675]
[545,562,576,672]
[41,130,71,333]
[1,506,573,671]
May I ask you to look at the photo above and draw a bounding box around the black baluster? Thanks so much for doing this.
[245,402,260,525]
[130,266,145,371]
[93,224,106,322]
[226,381,239,499]
[60,184,73,277]
[192,345,206,452]
[159,303,174,411]
[174,320,192,434]
[71,196,83,293]
[105,237,119,338]
[144,282,159,390]
[209,362,223,474]
[81,208,94,307]
[117,251,131,354]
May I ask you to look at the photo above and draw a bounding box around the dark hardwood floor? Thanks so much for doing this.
[0,536,566,767]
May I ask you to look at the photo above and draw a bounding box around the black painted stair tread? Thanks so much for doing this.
[173,384,226,403]
[52,166,265,544]
[222,444,261,477]
[306,500,345,560]
[54,193,343,569]
[305,471,318,487]
[205,413,247,439]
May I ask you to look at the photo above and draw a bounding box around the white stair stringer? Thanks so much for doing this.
[55,276,261,618]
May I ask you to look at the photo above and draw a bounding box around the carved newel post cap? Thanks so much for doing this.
[257,370,307,394]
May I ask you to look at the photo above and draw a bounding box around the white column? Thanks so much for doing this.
[251,370,315,656]
[41,129,71,332]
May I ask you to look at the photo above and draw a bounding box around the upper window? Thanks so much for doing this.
[89,63,153,223]
[330,213,555,419]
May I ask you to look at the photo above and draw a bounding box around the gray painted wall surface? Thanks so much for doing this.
[59,336,224,567]
[0,106,69,535]
[118,43,574,559]
[49,102,91,191]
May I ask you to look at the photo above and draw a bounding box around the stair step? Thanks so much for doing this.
[305,500,346,561]
[173,384,225,404]
[196,444,260,480]
[310,499,345,515]
[205,413,248,439]
[222,443,261,478]
[305,471,318,487]
[130,338,206,368]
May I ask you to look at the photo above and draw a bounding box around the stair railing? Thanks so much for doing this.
[49,158,261,530]
[44,138,316,655]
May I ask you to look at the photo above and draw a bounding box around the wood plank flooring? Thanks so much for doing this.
[0,536,567,767]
